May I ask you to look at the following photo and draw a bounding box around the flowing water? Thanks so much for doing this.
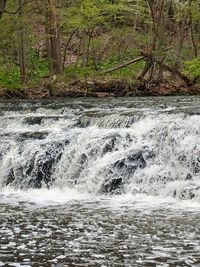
[1,96,200,267]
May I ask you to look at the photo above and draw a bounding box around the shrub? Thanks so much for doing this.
[27,51,49,82]
[185,57,200,80]
[0,56,21,90]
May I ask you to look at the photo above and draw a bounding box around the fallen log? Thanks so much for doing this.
[140,51,196,86]
[102,51,196,88]
[103,56,146,75]
[155,59,195,86]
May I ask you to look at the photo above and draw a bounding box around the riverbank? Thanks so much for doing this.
[0,78,199,99]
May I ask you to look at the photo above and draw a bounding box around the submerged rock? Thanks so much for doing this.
[24,116,44,125]
[5,140,69,189]
[19,131,50,141]
[101,150,148,194]
[173,183,200,200]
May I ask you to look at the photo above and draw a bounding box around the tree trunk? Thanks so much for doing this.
[188,0,198,58]
[45,23,52,72]
[155,58,195,85]
[86,27,95,66]
[18,0,26,82]
[144,0,165,82]
[0,0,7,19]
[175,22,185,69]
[62,28,78,71]
[47,0,62,74]
[137,57,152,81]
[81,29,88,67]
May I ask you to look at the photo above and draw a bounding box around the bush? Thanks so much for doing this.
[27,51,49,82]
[0,57,21,90]
[64,53,145,83]
[0,51,50,90]
[185,57,200,80]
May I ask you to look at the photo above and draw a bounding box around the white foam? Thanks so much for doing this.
[1,186,200,211]
[1,99,200,207]
[0,187,91,206]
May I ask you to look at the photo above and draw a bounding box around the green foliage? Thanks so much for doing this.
[185,57,200,80]
[99,57,145,83]
[64,55,145,83]
[64,64,95,80]
[0,56,21,90]
[62,0,131,31]
[0,51,49,90]
[0,0,200,92]
[27,51,49,82]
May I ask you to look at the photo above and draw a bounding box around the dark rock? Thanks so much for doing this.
[80,153,88,165]
[101,150,148,194]
[5,140,69,189]
[185,173,192,180]
[103,178,123,194]
[24,116,43,125]
[173,183,200,200]
[19,131,49,141]
[192,162,200,174]
[6,168,15,186]
[103,137,117,154]
[179,185,200,200]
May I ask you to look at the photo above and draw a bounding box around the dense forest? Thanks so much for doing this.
[0,0,200,98]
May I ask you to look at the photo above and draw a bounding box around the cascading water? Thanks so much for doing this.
[1,97,200,267]
[0,97,200,200]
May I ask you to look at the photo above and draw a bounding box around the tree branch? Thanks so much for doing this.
[62,28,79,71]
[4,0,36,15]
[103,56,146,75]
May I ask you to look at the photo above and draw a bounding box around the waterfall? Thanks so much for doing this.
[0,97,200,201]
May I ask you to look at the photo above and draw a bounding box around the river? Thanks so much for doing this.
[0,96,200,266]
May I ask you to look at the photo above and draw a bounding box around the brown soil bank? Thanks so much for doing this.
[0,79,199,100]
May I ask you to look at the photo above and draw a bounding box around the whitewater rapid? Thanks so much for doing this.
[0,97,200,205]
[1,97,200,267]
